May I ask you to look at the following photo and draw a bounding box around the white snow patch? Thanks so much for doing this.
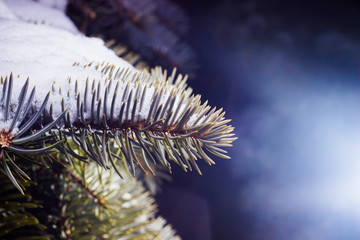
[3,0,77,33]
[0,14,204,134]
[0,0,17,19]
[0,18,136,130]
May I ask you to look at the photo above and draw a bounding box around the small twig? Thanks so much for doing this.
[68,171,108,209]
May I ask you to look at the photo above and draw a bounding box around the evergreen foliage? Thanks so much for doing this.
[0,0,235,239]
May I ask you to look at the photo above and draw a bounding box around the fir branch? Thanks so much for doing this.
[0,64,236,192]
[68,171,108,209]
[60,161,180,239]
[0,3,234,239]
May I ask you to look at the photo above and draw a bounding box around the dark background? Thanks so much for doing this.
[156,1,360,239]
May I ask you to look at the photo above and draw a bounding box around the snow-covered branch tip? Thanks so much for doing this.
[0,14,236,193]
[0,65,236,192]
